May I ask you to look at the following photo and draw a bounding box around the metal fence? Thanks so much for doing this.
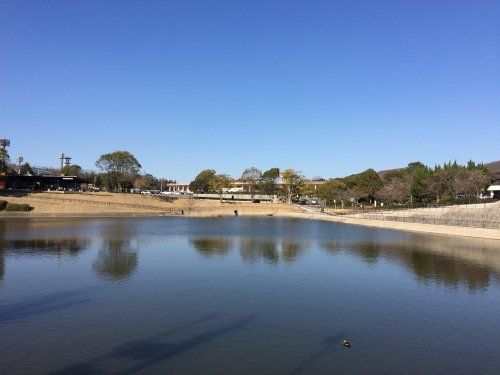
[9,195,177,212]
[349,200,497,214]
[338,213,500,229]
[0,211,169,218]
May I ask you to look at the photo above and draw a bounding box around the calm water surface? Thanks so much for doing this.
[1,217,499,374]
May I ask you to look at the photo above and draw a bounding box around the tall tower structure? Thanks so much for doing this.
[59,152,65,170]
[16,156,23,174]
[0,138,10,150]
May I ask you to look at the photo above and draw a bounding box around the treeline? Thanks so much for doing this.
[189,167,305,203]
[2,145,494,205]
[316,161,491,207]
[90,151,174,192]
[2,150,173,193]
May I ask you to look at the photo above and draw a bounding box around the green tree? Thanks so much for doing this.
[210,174,231,202]
[189,169,216,193]
[19,162,34,176]
[241,167,262,202]
[0,147,10,173]
[134,173,160,191]
[316,179,348,206]
[344,168,383,201]
[95,151,141,192]
[410,164,434,203]
[281,169,304,204]
[61,164,82,176]
[260,168,280,198]
[381,168,406,182]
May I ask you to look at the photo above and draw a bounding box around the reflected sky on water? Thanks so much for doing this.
[0,217,499,374]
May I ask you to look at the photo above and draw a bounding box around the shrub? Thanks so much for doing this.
[5,203,32,212]
[0,200,7,210]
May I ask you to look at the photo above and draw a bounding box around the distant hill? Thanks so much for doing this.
[486,160,500,182]
[377,167,405,179]
[485,160,500,173]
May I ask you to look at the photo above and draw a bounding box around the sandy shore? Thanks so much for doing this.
[1,192,499,240]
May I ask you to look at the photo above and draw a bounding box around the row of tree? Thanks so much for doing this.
[93,151,174,192]
[189,167,306,203]
[1,149,173,193]
[91,155,492,204]
[315,161,492,207]
[2,146,494,205]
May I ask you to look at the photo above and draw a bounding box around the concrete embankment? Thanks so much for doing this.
[271,212,500,240]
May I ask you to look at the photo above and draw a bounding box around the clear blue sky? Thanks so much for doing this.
[1,0,499,181]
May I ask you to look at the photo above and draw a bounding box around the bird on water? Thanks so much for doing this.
[342,339,351,348]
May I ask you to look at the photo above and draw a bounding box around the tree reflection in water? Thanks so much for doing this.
[240,238,279,264]
[93,238,138,281]
[190,237,310,264]
[0,223,4,282]
[321,236,500,292]
[189,238,233,258]
[3,238,90,255]
[0,223,90,281]
[281,241,309,264]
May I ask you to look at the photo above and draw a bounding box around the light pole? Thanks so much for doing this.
[59,152,65,171]
[16,156,23,174]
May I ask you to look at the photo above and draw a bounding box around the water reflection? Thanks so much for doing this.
[53,314,254,374]
[0,223,4,281]
[0,245,3,282]
[322,242,382,264]
[189,238,233,258]
[240,238,310,264]
[189,237,311,264]
[0,288,94,325]
[240,238,278,264]
[321,235,500,291]
[93,238,138,281]
[0,235,90,282]
[281,241,309,264]
[1,218,500,374]
[408,251,491,291]
[3,238,90,255]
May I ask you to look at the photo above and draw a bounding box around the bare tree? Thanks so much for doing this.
[376,176,411,204]
[185,193,196,214]
[241,167,262,203]
[465,170,490,199]
[210,174,231,203]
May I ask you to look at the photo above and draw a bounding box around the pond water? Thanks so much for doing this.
[1,217,499,374]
